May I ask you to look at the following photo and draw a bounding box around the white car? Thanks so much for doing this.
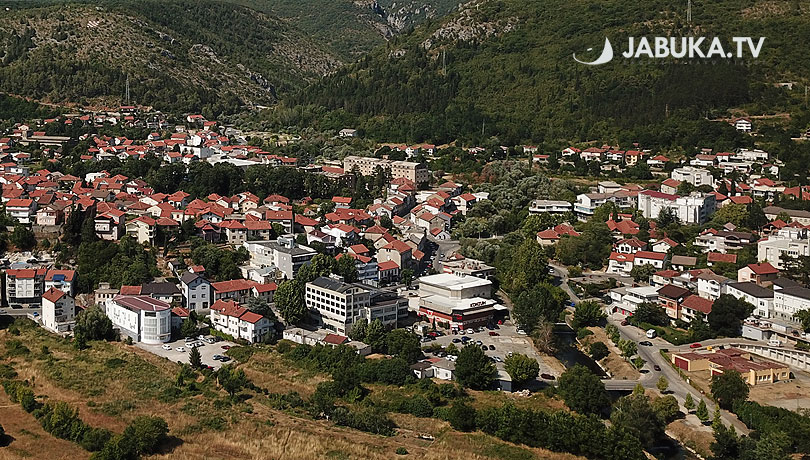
[161,344,172,350]
[516,329,527,335]
[175,347,186,352]
[465,328,474,334]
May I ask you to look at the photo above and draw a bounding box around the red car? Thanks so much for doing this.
[221,345,231,350]
[690,343,702,349]
[488,331,499,336]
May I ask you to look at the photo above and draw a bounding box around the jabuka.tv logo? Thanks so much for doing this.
[573,36,765,65]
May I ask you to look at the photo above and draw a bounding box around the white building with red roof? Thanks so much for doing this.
[41,287,75,333]
[209,299,273,343]
[5,198,36,223]
[105,295,172,344]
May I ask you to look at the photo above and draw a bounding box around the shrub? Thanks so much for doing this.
[275,340,293,354]
[448,402,477,432]
[403,396,434,418]
[396,447,408,455]
[589,342,609,361]
[576,328,593,339]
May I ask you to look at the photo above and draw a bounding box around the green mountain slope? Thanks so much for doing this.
[284,0,810,145]
[0,0,342,115]
[227,0,461,60]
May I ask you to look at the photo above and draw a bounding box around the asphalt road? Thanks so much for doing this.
[550,261,750,433]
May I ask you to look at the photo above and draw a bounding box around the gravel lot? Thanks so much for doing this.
[427,323,561,378]
[137,336,238,369]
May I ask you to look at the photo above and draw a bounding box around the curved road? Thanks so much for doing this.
[549,262,750,434]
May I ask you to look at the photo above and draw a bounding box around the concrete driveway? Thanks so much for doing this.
[138,336,238,369]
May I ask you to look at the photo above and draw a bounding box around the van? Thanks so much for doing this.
[768,338,782,347]
[646,329,657,339]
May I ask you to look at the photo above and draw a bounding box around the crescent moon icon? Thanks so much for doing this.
[573,38,614,65]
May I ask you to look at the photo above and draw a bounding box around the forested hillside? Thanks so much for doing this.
[280,0,810,146]
[0,0,342,115]
[228,0,460,60]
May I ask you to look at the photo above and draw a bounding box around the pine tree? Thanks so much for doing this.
[684,393,695,412]
[189,347,202,369]
[696,399,710,423]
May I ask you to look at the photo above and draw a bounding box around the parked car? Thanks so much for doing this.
[175,347,186,352]
[452,338,461,343]
[639,341,652,346]
[690,343,702,349]
[162,344,172,350]
[475,340,483,346]
[212,354,223,360]
[465,328,474,334]
[516,329,527,335]
[541,373,555,380]
[488,331,499,336]
[653,365,661,371]
[221,345,231,350]
[219,356,230,362]
[621,320,629,326]
[488,345,495,350]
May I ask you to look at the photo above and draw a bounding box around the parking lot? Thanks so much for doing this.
[427,323,561,379]
[137,336,238,370]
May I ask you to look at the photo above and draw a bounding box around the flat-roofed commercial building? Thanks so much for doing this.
[415,273,505,330]
[105,295,171,344]
[305,276,407,335]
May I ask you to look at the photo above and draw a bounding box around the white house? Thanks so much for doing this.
[773,286,810,322]
[5,198,37,224]
[179,272,212,312]
[734,118,753,133]
[725,282,773,319]
[209,299,272,343]
[41,287,75,333]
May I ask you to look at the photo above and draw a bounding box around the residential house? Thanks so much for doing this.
[726,282,774,319]
[658,284,692,320]
[209,299,272,343]
[179,272,212,312]
[738,262,779,286]
[41,287,75,333]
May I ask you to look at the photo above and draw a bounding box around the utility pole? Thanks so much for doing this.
[125,73,130,105]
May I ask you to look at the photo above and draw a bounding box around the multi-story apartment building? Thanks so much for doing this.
[670,166,714,187]
[574,192,635,219]
[343,155,429,186]
[758,226,810,269]
[637,191,716,225]
[773,286,810,322]
[41,287,75,333]
[725,282,774,319]
[209,299,272,343]
[244,237,317,279]
[44,269,76,297]
[305,276,407,335]
[105,295,172,344]
[5,268,47,306]
[180,272,212,311]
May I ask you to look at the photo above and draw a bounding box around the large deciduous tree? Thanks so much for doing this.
[557,365,610,415]
[455,345,497,390]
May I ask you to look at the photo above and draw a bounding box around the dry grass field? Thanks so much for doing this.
[0,321,582,460]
